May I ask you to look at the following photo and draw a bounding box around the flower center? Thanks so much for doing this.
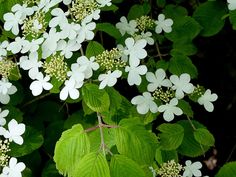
[0,59,17,79]
[152,87,175,103]
[0,139,11,169]
[157,160,183,177]
[136,16,155,32]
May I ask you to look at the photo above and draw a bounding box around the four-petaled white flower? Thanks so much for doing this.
[3,119,26,145]
[0,108,9,126]
[83,9,101,23]
[37,0,62,13]
[19,52,42,79]
[77,56,99,79]
[0,41,9,60]
[3,12,23,35]
[116,16,138,36]
[155,14,173,34]
[125,64,147,86]
[11,3,34,20]
[0,79,17,104]
[124,38,147,66]
[0,157,25,177]
[135,31,154,45]
[198,89,218,112]
[7,37,26,54]
[158,98,183,122]
[146,68,172,92]
[60,22,80,40]
[183,160,202,177]
[76,21,96,44]
[67,64,85,88]
[98,70,122,89]
[170,73,194,99]
[131,92,158,114]
[57,40,81,59]
[60,78,80,100]
[29,72,53,96]
[49,8,68,28]
[227,0,236,11]
[96,0,112,7]
[21,38,44,54]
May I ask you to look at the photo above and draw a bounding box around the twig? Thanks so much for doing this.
[155,42,163,60]
[97,113,106,156]
[21,93,52,108]
[226,142,236,162]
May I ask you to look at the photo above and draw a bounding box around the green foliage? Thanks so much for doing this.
[127,3,151,20]
[193,128,215,146]
[86,41,105,58]
[215,162,236,177]
[96,23,122,40]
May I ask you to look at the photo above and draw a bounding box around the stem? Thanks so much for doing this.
[226,143,236,162]
[80,47,84,56]
[186,116,197,130]
[97,113,106,156]
[21,93,52,108]
[155,42,163,60]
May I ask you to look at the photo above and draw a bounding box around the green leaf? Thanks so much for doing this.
[101,4,118,12]
[42,161,61,177]
[3,105,23,122]
[50,77,64,93]
[22,168,33,177]
[54,124,90,177]
[115,118,157,165]
[73,152,110,177]
[110,155,145,177]
[168,54,198,78]
[193,128,215,146]
[155,148,178,164]
[229,10,236,30]
[177,120,210,157]
[172,41,197,56]
[157,123,184,150]
[0,0,23,21]
[86,41,105,58]
[165,16,202,42]
[82,83,110,113]
[156,0,166,8]
[156,60,169,70]
[127,3,151,20]
[178,100,194,118]
[215,162,236,177]
[163,4,188,20]
[9,126,44,157]
[193,1,227,37]
[96,23,122,39]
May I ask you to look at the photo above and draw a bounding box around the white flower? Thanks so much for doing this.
[125,64,147,86]
[29,72,53,96]
[135,31,154,45]
[63,0,72,5]
[98,70,122,89]
[21,38,44,54]
[146,68,172,92]
[158,98,183,122]
[116,16,138,36]
[42,28,61,58]
[170,73,194,99]
[19,52,42,79]
[7,37,26,54]
[60,78,80,100]
[36,0,62,12]
[0,41,9,60]
[57,40,81,59]
[49,8,68,28]
[96,0,112,7]
[155,14,173,34]
[76,21,96,44]
[0,108,9,126]
[227,0,236,11]
[131,92,158,114]
[60,22,80,40]
[183,160,202,177]
[117,44,128,62]
[0,79,17,104]
[67,63,85,88]
[83,9,101,23]
[3,12,23,35]
[11,3,34,20]
[124,38,147,66]
[76,56,99,79]
[3,119,25,145]
[198,89,218,112]
[32,19,43,32]
[0,157,25,177]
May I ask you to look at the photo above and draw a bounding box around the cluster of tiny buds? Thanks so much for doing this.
[153,87,175,103]
[135,15,155,32]
[0,139,11,168]
[70,0,99,22]
[192,85,205,96]
[22,11,47,38]
[95,48,126,71]
[157,160,183,177]
[23,0,39,5]
[0,59,17,79]
[43,54,68,82]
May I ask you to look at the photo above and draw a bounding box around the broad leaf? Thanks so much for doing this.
[193,128,215,146]
[110,155,145,177]
[82,83,110,113]
[54,124,90,177]
[128,3,151,20]
[86,41,105,58]
[229,10,236,30]
[178,100,194,118]
[96,23,122,39]
[157,123,184,150]
[215,162,236,177]
[73,152,110,177]
[155,148,178,164]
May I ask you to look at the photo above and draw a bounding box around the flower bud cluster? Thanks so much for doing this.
[0,59,17,79]
[152,87,175,103]
[136,16,155,32]
[157,160,183,177]
[0,139,10,168]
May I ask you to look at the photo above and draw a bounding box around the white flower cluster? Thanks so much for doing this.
[131,69,218,122]
[0,108,26,177]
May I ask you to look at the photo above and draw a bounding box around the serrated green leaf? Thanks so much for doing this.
[86,41,105,58]
[215,161,236,177]
[177,120,210,157]
[110,155,145,177]
[193,1,227,37]
[157,123,184,150]
[54,124,90,177]
[73,152,110,177]
[178,100,194,118]
[96,23,121,39]
[168,54,198,78]
[193,128,215,146]
[9,126,44,157]
[115,118,157,165]
[82,83,110,113]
